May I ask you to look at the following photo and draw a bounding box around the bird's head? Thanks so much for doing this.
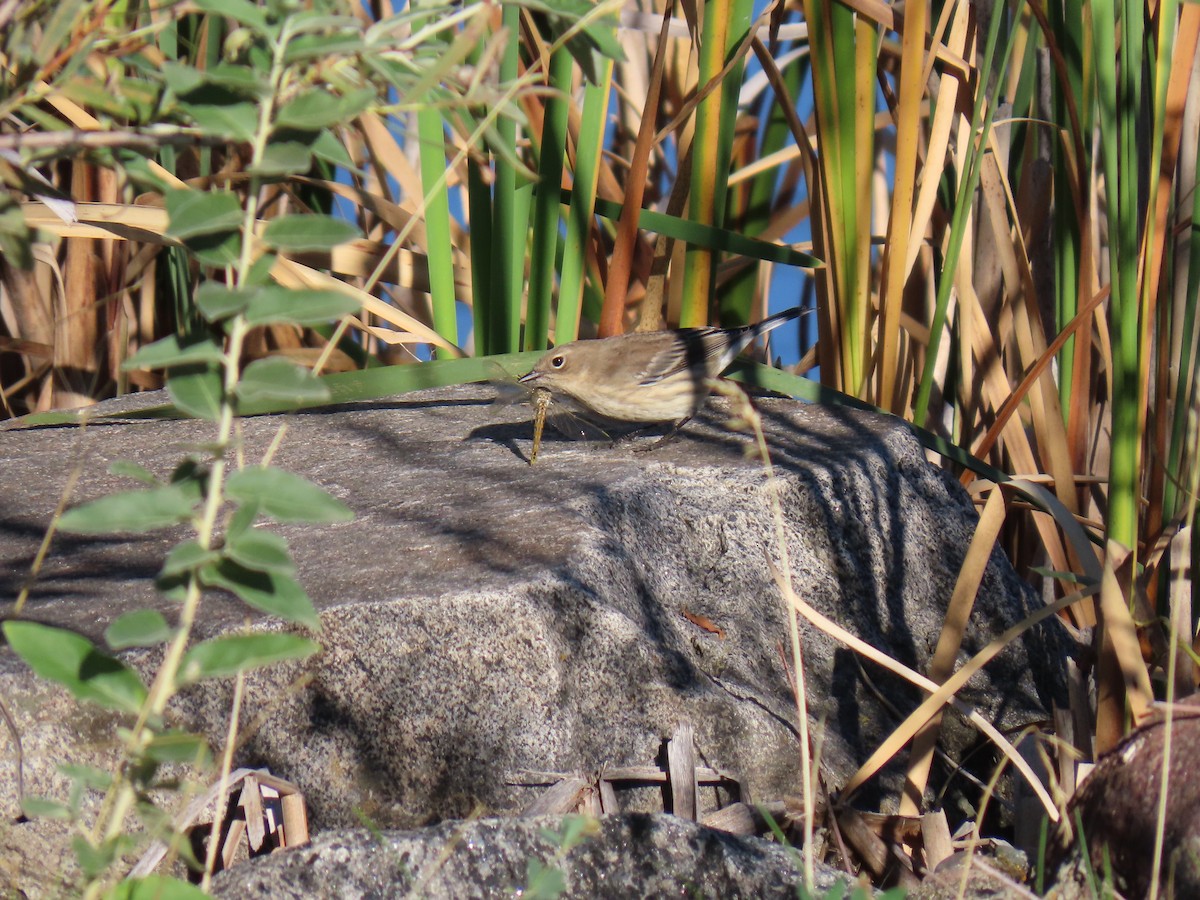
[519,342,588,392]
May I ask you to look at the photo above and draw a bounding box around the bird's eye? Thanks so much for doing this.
[550,355,566,369]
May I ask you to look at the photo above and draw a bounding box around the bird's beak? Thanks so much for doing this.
[518,370,539,384]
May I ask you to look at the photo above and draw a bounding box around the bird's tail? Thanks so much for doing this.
[752,306,803,335]
[714,306,806,374]
[732,306,804,354]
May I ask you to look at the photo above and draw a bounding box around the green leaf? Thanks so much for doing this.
[107,871,200,900]
[250,141,313,176]
[276,92,340,128]
[261,214,361,251]
[155,571,189,602]
[162,61,207,97]
[168,367,224,421]
[142,731,211,765]
[104,875,211,900]
[0,194,34,270]
[188,230,242,268]
[194,283,253,323]
[236,358,330,407]
[161,539,220,578]
[286,10,361,35]
[225,502,260,541]
[74,835,121,880]
[106,878,207,897]
[133,798,171,834]
[224,527,294,575]
[164,189,243,241]
[202,62,268,97]
[275,88,374,129]
[310,128,355,168]
[58,483,199,534]
[284,31,370,64]
[554,814,597,851]
[72,834,136,882]
[178,632,320,684]
[106,610,175,650]
[109,460,159,484]
[170,457,208,486]
[123,335,224,371]
[183,102,259,141]
[246,251,278,286]
[59,763,114,791]
[62,76,142,120]
[21,796,76,821]
[201,559,319,628]
[191,0,269,32]
[524,858,566,899]
[3,622,148,714]
[226,466,353,523]
[116,151,172,193]
[242,286,360,326]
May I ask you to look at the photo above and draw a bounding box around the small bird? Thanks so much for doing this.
[519,307,800,437]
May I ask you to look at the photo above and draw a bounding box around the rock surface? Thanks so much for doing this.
[0,384,1069,894]
[209,813,857,899]
[1047,698,1200,899]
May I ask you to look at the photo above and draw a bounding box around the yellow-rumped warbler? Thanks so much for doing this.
[519,307,800,434]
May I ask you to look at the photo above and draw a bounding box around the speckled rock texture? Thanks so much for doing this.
[0,384,1070,894]
[209,814,856,899]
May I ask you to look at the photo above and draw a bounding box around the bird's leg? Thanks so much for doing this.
[633,416,692,452]
[605,424,650,448]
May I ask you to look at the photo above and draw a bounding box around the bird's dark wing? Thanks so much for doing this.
[635,311,799,386]
[634,328,726,386]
